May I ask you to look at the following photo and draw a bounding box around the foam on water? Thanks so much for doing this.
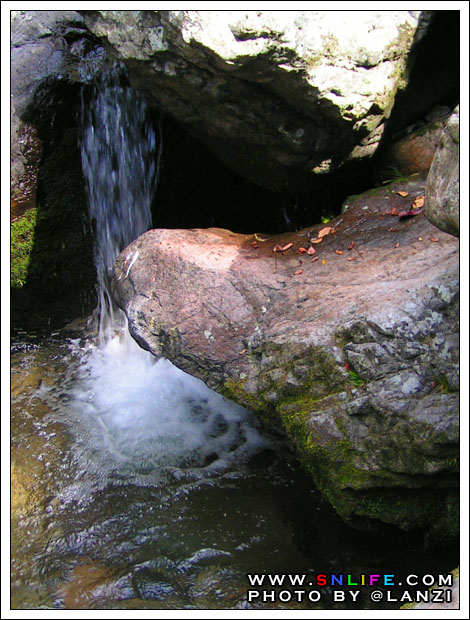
[73,63,267,493]
[64,332,267,489]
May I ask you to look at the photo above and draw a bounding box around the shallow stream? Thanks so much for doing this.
[11,327,458,610]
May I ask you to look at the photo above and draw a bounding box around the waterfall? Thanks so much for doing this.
[81,65,157,341]
[73,65,266,482]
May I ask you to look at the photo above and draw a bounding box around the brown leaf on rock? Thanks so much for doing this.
[348,241,355,250]
[412,195,425,209]
[294,269,304,276]
[346,257,356,261]
[430,237,440,242]
[311,256,319,262]
[310,237,323,244]
[335,250,344,255]
[395,242,400,248]
[297,247,308,254]
[307,246,316,255]
[318,226,333,238]
[398,207,424,219]
[280,242,293,251]
[396,191,409,197]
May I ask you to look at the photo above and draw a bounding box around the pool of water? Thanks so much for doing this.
[10,327,458,610]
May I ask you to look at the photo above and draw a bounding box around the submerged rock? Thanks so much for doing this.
[83,10,425,191]
[425,106,460,237]
[112,176,459,541]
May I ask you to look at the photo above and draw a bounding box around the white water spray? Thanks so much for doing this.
[75,65,266,484]
[81,66,156,339]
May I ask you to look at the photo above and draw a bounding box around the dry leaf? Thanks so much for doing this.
[335,250,344,255]
[254,233,271,242]
[311,256,319,262]
[398,207,424,218]
[348,241,355,250]
[280,242,293,251]
[412,195,425,209]
[418,237,424,241]
[307,246,316,255]
[310,237,323,244]
[251,242,259,248]
[297,247,308,254]
[321,259,327,265]
[430,237,440,242]
[346,257,356,261]
[395,242,400,248]
[294,269,304,276]
[396,191,409,197]
[318,226,333,238]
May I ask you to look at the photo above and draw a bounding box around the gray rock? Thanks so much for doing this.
[425,105,459,237]
[10,10,105,204]
[112,177,459,539]
[82,10,422,190]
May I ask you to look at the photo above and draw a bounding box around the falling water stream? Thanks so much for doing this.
[10,68,458,610]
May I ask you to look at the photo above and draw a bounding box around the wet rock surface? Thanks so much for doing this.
[113,176,459,539]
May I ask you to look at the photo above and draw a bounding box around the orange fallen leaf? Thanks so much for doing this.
[395,242,400,248]
[318,226,333,238]
[321,259,327,265]
[396,191,409,197]
[335,250,344,255]
[412,195,425,209]
[346,257,356,261]
[307,246,316,255]
[310,237,323,244]
[348,241,355,250]
[429,237,440,242]
[311,256,319,262]
[280,242,293,251]
[297,247,309,254]
[294,269,304,276]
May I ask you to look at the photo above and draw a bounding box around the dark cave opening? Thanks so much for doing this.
[151,115,376,236]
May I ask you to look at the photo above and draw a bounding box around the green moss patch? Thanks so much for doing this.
[11,208,37,288]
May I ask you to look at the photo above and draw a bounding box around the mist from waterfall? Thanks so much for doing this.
[71,65,266,485]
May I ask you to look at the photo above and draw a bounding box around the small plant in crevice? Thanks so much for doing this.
[433,374,452,394]
[345,363,365,388]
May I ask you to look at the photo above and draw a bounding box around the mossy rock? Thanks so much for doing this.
[223,340,458,543]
